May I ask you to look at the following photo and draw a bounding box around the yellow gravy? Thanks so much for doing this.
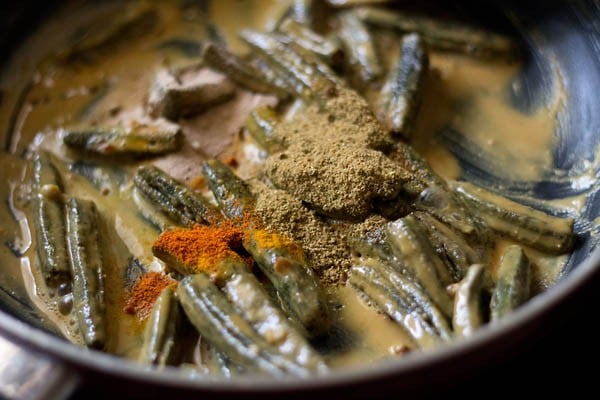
[0,0,579,373]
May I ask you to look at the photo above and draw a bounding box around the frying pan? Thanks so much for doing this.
[1,0,600,398]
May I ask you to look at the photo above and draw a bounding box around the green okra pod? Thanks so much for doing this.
[376,32,429,139]
[62,4,158,63]
[356,7,519,60]
[349,263,446,349]
[385,215,454,317]
[223,269,328,373]
[202,42,289,97]
[63,124,183,156]
[245,105,281,153]
[413,211,482,282]
[31,151,70,287]
[131,187,179,231]
[133,165,222,227]
[66,197,106,349]
[177,273,314,377]
[336,10,382,87]
[152,225,327,372]
[277,17,343,67]
[490,245,532,321]
[138,285,182,366]
[453,181,575,254]
[239,29,340,102]
[452,263,486,337]
[201,159,332,336]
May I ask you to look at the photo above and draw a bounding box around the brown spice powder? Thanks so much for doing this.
[250,180,388,285]
[263,87,409,220]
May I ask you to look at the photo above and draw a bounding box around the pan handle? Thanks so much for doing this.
[0,334,79,400]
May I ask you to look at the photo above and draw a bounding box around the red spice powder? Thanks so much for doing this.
[123,271,175,320]
[152,222,249,276]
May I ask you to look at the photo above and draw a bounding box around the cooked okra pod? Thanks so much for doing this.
[453,181,575,254]
[202,159,332,336]
[133,165,222,227]
[356,7,519,60]
[385,215,454,317]
[490,245,532,321]
[351,229,453,342]
[245,105,281,153]
[452,264,486,337]
[63,124,183,156]
[239,29,340,102]
[65,197,106,349]
[370,256,453,338]
[376,33,429,139]
[336,10,382,87]
[153,232,326,372]
[177,273,314,377]
[277,18,343,67]
[413,211,482,282]
[62,4,158,63]
[138,286,182,366]
[31,151,70,287]
[388,143,479,235]
[349,263,448,349]
[202,42,289,97]
[222,270,328,373]
[131,187,179,231]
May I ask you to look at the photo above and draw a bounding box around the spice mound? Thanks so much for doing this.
[151,223,252,282]
[264,87,404,220]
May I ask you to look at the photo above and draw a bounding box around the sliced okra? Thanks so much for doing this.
[66,197,106,349]
[139,285,182,366]
[385,215,454,317]
[202,159,332,336]
[376,32,429,139]
[177,273,314,377]
[133,165,222,227]
[453,181,575,254]
[356,7,519,60]
[336,10,382,87]
[62,124,183,157]
[490,245,532,321]
[31,152,70,287]
[202,42,289,97]
[452,264,486,337]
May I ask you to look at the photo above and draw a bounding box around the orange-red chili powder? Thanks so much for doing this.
[152,223,250,276]
[123,271,175,320]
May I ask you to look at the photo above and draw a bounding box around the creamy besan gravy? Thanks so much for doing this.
[0,0,582,372]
